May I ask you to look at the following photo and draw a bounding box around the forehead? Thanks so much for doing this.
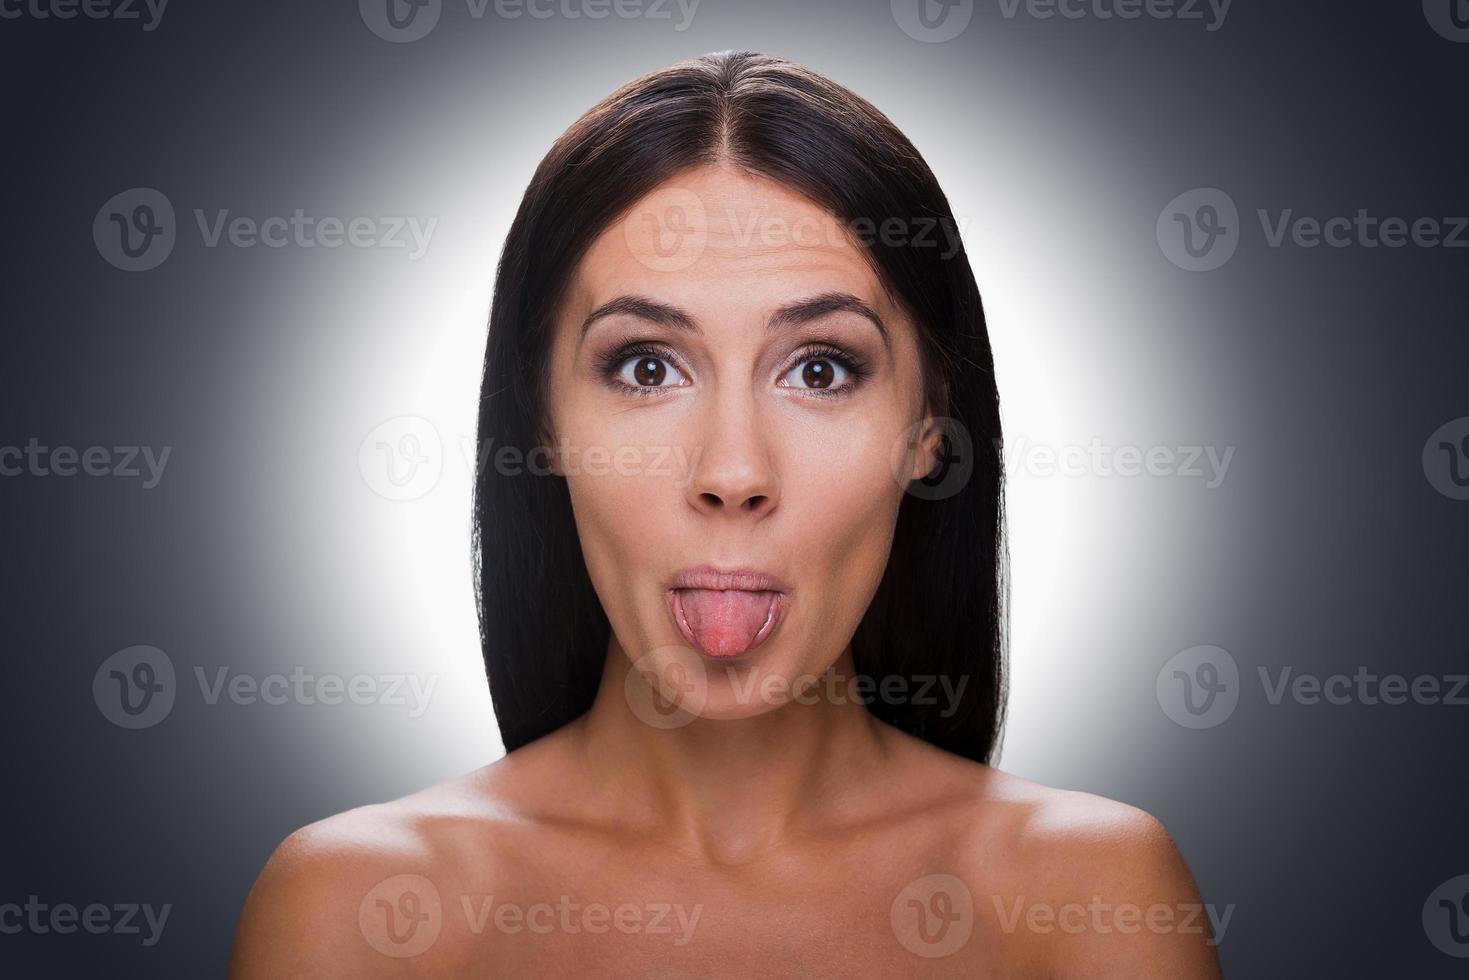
[563,165,898,324]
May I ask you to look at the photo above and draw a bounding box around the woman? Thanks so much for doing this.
[230,51,1223,977]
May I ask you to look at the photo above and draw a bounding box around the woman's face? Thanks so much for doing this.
[545,164,940,721]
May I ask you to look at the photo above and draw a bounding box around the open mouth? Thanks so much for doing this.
[668,589,783,659]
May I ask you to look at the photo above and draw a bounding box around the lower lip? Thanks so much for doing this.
[666,589,785,659]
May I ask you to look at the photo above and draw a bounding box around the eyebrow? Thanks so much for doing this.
[580,291,890,348]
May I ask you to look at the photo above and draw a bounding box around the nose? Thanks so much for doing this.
[684,395,779,519]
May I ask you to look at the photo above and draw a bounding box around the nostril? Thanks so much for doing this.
[692,489,776,512]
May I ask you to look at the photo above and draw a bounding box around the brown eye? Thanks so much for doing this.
[781,355,852,391]
[614,353,686,389]
[633,357,665,386]
[802,360,834,389]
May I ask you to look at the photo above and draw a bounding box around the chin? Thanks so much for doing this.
[621,632,838,725]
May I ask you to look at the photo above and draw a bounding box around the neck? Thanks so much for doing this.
[570,635,894,866]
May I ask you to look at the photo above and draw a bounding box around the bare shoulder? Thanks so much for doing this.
[972,768,1223,978]
[227,747,556,979]
[971,766,1183,864]
[883,736,1223,977]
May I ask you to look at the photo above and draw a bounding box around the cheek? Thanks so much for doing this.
[787,391,910,501]
[780,410,908,614]
[561,462,669,649]
[557,410,690,572]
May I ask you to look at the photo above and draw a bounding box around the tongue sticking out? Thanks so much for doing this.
[675,589,779,658]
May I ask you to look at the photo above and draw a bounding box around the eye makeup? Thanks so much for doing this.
[775,341,872,400]
[590,332,875,400]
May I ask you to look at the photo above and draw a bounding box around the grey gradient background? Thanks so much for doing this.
[2,0,1468,975]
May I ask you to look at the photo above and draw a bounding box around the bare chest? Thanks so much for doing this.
[408,845,1033,978]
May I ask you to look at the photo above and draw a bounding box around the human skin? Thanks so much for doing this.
[228,166,1224,978]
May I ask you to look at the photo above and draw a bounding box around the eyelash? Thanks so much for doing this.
[596,340,872,400]
[595,342,684,399]
[787,343,872,399]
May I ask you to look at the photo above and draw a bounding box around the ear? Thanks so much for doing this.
[904,370,952,483]
[906,415,948,483]
[536,421,565,477]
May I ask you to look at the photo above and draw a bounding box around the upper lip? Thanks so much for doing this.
[667,564,791,593]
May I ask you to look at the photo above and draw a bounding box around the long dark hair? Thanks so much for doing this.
[473,51,1007,763]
